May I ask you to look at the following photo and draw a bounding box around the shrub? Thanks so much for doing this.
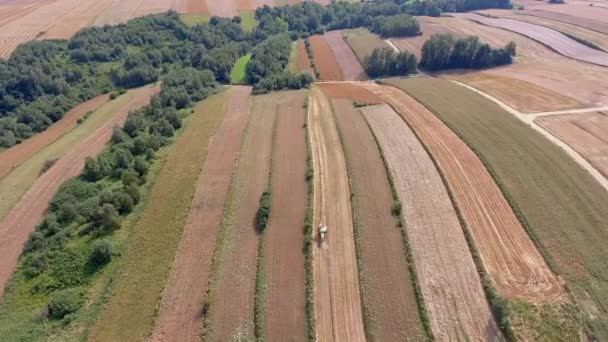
[96,203,120,231]
[391,201,402,216]
[48,288,83,319]
[256,191,272,232]
[90,239,115,265]
[39,159,58,176]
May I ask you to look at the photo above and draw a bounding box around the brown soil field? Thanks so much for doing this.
[310,35,344,81]
[365,82,562,301]
[206,92,275,341]
[317,82,382,104]
[263,90,308,341]
[455,13,608,67]
[361,103,501,341]
[526,4,608,25]
[205,0,238,17]
[445,72,581,113]
[521,9,608,35]
[332,98,425,341]
[0,84,158,298]
[297,40,314,75]
[0,94,109,180]
[324,30,367,81]
[343,28,389,63]
[149,86,251,342]
[536,112,608,179]
[390,19,460,59]
[309,87,366,342]
[185,0,209,14]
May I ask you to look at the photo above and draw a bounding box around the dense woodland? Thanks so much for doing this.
[364,48,418,77]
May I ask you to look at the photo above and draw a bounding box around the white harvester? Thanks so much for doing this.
[318,224,328,242]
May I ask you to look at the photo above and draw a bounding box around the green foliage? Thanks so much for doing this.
[256,191,272,232]
[47,288,84,320]
[420,34,514,70]
[90,239,115,266]
[391,201,402,216]
[364,47,417,78]
[230,53,252,84]
[371,14,421,37]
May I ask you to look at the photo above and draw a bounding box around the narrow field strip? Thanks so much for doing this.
[392,77,608,340]
[310,35,344,81]
[361,103,502,341]
[87,89,229,341]
[324,30,367,81]
[297,40,315,76]
[308,87,366,341]
[317,82,382,104]
[262,90,308,342]
[331,98,426,341]
[205,93,275,341]
[364,82,562,301]
[0,94,109,180]
[0,84,159,298]
[147,86,251,342]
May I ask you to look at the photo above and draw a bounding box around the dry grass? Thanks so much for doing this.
[342,28,389,64]
[389,77,608,340]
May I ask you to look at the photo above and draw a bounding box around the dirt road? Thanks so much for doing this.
[361,103,502,341]
[149,86,251,342]
[308,87,366,342]
[0,84,158,298]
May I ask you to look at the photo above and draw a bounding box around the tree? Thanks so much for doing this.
[48,288,83,319]
[96,203,120,231]
[90,239,115,265]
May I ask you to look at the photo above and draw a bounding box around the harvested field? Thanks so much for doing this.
[445,72,581,113]
[88,89,229,342]
[0,84,158,298]
[365,82,562,301]
[206,92,275,341]
[361,102,501,341]
[309,87,365,342]
[536,112,608,179]
[317,82,382,104]
[393,77,608,340]
[520,9,608,35]
[0,94,109,180]
[148,86,251,342]
[205,0,237,17]
[310,35,344,81]
[526,4,608,25]
[297,40,314,75]
[324,30,367,81]
[263,90,308,341]
[343,28,389,63]
[390,19,460,59]
[455,13,608,67]
[332,98,425,341]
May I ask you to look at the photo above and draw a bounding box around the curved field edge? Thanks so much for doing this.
[87,91,228,341]
[387,77,600,340]
[330,98,428,341]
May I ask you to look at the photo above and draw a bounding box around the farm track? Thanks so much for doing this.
[149,86,250,342]
[0,84,158,298]
[363,82,562,301]
[207,93,275,341]
[263,91,308,341]
[0,94,109,180]
[309,87,365,342]
[331,97,425,341]
[324,30,367,81]
[361,102,502,341]
[310,35,344,81]
[455,13,608,67]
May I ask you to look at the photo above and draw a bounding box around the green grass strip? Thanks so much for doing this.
[231,53,252,85]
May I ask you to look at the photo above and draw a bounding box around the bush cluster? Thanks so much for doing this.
[255,191,272,232]
[364,48,418,78]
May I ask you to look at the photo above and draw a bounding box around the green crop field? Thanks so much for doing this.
[343,29,389,63]
[231,53,252,85]
[389,77,608,340]
[179,14,210,27]
[239,10,258,32]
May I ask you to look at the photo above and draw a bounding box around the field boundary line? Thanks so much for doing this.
[304,93,316,342]
[450,80,608,192]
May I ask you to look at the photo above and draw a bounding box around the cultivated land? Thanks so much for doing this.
[324,30,367,81]
[296,40,315,75]
[205,92,275,341]
[310,35,344,81]
[331,97,425,341]
[455,13,608,67]
[0,94,109,180]
[393,77,608,340]
[518,9,608,36]
[366,82,562,301]
[0,84,159,298]
[309,87,365,341]
[536,112,608,179]
[343,28,389,63]
[263,90,308,341]
[361,102,501,341]
[148,86,251,342]
[318,82,382,104]
[85,89,225,342]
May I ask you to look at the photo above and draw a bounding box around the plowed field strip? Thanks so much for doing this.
[205,0,237,17]
[297,40,314,75]
[0,94,109,180]
[309,87,365,342]
[324,30,367,81]
[332,98,425,341]
[310,35,344,81]
[148,86,251,342]
[536,112,608,179]
[207,93,275,341]
[364,82,561,301]
[391,77,608,339]
[263,90,308,341]
[0,84,158,298]
[88,89,229,342]
[361,103,502,341]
